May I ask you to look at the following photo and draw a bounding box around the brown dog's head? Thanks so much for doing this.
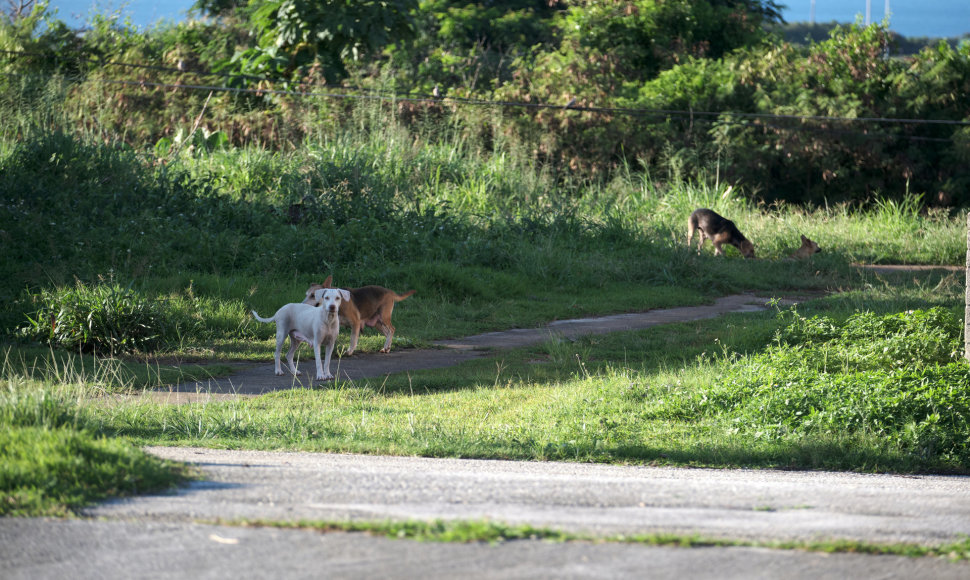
[302,275,333,305]
[791,235,821,259]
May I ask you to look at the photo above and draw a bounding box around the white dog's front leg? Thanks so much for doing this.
[315,338,336,381]
[313,341,325,381]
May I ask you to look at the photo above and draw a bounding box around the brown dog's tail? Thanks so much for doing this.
[394,290,416,302]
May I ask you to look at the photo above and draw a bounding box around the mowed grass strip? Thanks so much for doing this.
[232,518,970,560]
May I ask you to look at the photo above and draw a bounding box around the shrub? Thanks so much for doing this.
[18,280,175,355]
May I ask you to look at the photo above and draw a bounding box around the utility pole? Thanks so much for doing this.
[866,0,872,25]
[810,0,815,24]
[965,213,969,361]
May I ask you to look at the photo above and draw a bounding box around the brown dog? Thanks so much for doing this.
[687,208,755,259]
[789,235,821,259]
[303,276,415,354]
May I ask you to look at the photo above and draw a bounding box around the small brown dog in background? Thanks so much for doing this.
[789,234,821,259]
[304,276,415,355]
[687,208,756,259]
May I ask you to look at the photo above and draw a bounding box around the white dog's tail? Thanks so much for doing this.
[251,310,274,323]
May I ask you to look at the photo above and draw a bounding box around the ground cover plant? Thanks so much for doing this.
[3,270,966,505]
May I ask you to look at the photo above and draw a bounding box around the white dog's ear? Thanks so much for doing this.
[338,289,351,302]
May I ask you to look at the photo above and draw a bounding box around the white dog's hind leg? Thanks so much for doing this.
[273,328,287,376]
[285,335,303,376]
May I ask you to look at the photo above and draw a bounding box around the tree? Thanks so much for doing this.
[3,0,35,22]
[221,0,419,84]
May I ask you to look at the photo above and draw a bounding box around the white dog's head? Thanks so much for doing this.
[303,275,334,305]
[314,288,350,315]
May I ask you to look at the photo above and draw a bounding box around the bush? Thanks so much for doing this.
[18,280,176,355]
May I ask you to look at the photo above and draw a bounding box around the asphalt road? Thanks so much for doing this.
[4,448,969,579]
[3,518,968,580]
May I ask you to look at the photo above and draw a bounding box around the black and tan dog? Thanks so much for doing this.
[687,208,755,259]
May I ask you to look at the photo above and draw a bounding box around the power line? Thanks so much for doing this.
[2,47,968,129]
[1,71,967,148]
[2,47,969,129]
[74,76,970,132]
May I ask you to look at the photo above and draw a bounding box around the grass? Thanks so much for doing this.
[0,425,190,516]
[0,261,966,517]
[234,518,970,561]
[2,346,236,392]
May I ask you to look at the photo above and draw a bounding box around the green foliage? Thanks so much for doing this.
[155,125,230,158]
[17,280,177,355]
[633,24,970,203]
[2,2,967,205]
[425,0,559,53]
[0,2,86,76]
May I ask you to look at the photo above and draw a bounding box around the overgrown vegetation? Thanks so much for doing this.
[17,279,178,355]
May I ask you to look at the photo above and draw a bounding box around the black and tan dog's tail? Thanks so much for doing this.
[686,212,700,247]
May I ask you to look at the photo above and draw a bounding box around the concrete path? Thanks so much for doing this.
[93,447,970,547]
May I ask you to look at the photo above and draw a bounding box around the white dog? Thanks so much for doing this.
[251,288,350,381]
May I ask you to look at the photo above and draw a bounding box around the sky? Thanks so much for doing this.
[39,0,970,39]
